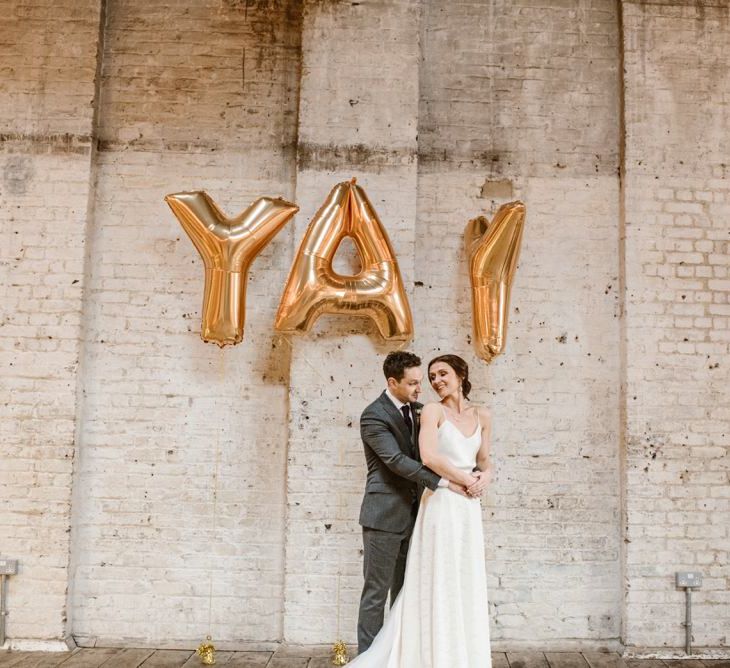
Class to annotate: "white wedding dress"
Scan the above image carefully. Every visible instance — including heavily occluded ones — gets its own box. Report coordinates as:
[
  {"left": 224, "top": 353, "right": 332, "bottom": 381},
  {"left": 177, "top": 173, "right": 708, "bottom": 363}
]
[{"left": 350, "top": 409, "right": 492, "bottom": 668}]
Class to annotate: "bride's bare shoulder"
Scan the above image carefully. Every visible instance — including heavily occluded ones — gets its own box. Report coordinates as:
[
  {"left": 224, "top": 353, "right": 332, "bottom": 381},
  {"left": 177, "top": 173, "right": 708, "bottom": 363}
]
[
  {"left": 420, "top": 402, "right": 443, "bottom": 417},
  {"left": 472, "top": 404, "right": 491, "bottom": 421}
]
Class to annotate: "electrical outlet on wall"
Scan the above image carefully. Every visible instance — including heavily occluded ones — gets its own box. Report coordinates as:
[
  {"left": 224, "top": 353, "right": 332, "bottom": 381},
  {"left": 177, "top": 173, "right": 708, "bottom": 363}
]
[
  {"left": 676, "top": 571, "right": 702, "bottom": 588},
  {"left": 0, "top": 559, "right": 18, "bottom": 576}
]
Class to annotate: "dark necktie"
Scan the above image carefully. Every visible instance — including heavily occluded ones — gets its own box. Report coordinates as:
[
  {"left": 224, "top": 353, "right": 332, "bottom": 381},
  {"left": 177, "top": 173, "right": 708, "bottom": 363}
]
[{"left": 401, "top": 404, "right": 413, "bottom": 434}]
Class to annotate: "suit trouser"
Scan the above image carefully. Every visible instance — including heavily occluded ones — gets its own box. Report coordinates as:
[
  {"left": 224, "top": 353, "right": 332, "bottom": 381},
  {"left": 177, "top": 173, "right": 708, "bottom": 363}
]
[{"left": 357, "top": 524, "right": 413, "bottom": 654}]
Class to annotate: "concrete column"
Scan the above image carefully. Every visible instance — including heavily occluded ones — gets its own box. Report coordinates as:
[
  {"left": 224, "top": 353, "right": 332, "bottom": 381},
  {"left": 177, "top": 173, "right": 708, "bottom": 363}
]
[
  {"left": 67, "top": 0, "right": 303, "bottom": 646},
  {"left": 283, "top": 0, "right": 422, "bottom": 643},
  {"left": 0, "top": 0, "right": 103, "bottom": 648},
  {"left": 621, "top": 0, "right": 730, "bottom": 651},
  {"left": 415, "top": 0, "right": 623, "bottom": 646}
]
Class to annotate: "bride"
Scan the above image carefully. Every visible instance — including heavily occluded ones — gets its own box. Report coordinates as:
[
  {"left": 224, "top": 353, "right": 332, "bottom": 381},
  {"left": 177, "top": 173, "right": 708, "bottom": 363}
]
[{"left": 350, "top": 353, "right": 492, "bottom": 668}]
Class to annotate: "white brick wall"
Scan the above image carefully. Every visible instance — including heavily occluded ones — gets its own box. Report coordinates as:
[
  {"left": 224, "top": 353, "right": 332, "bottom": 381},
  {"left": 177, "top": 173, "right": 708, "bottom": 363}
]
[
  {"left": 66, "top": 0, "right": 302, "bottom": 646},
  {"left": 283, "top": 0, "right": 421, "bottom": 643},
  {"left": 0, "top": 0, "right": 100, "bottom": 137},
  {"left": 0, "top": 0, "right": 102, "bottom": 644},
  {"left": 622, "top": 0, "right": 730, "bottom": 651},
  {"left": 415, "top": 0, "right": 622, "bottom": 645},
  {"left": 1, "top": 0, "right": 728, "bottom": 654},
  {"left": 413, "top": 173, "right": 622, "bottom": 644}
]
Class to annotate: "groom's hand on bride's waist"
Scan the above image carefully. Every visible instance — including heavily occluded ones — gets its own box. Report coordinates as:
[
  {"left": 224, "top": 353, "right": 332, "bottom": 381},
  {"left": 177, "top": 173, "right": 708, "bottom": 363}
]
[{"left": 447, "top": 481, "right": 470, "bottom": 497}]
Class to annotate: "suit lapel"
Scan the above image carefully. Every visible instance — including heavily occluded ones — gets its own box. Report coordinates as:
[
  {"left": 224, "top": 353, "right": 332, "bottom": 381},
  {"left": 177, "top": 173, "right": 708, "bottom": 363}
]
[{"left": 377, "top": 391, "right": 413, "bottom": 448}]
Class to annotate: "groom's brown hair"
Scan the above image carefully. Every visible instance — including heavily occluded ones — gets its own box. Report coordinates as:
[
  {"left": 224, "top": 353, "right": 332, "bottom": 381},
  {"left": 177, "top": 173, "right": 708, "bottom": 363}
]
[{"left": 383, "top": 351, "right": 421, "bottom": 382}]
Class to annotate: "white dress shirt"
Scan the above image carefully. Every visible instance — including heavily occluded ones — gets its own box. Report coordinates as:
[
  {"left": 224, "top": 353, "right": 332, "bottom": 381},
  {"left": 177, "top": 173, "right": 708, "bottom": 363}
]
[{"left": 385, "top": 389, "right": 448, "bottom": 488}]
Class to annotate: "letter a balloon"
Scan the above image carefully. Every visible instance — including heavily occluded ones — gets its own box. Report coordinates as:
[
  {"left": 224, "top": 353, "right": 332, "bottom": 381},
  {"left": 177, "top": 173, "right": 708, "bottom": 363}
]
[{"left": 275, "top": 179, "right": 413, "bottom": 340}]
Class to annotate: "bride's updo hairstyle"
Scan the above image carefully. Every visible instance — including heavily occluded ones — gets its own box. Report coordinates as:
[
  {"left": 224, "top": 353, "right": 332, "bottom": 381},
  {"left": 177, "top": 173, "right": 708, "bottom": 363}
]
[{"left": 428, "top": 354, "right": 472, "bottom": 400}]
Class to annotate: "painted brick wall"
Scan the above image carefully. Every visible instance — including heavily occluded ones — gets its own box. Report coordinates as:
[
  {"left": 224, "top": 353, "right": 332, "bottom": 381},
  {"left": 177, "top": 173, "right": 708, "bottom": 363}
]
[
  {"left": 283, "top": 0, "right": 422, "bottom": 643},
  {"left": 1, "top": 0, "right": 728, "bottom": 654},
  {"left": 415, "top": 0, "right": 622, "bottom": 646},
  {"left": 622, "top": 0, "right": 730, "bottom": 652},
  {"left": 0, "top": 0, "right": 102, "bottom": 645},
  {"left": 66, "top": 0, "right": 302, "bottom": 646}
]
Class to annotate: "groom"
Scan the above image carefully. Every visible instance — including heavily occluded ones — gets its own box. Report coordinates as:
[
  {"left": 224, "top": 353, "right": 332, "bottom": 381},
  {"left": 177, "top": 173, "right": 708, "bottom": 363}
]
[{"left": 356, "top": 350, "right": 485, "bottom": 653}]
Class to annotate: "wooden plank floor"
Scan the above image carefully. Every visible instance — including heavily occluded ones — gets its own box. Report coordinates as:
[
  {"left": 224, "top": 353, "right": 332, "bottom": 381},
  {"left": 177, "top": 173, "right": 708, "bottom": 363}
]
[{"left": 1, "top": 650, "right": 728, "bottom": 668}]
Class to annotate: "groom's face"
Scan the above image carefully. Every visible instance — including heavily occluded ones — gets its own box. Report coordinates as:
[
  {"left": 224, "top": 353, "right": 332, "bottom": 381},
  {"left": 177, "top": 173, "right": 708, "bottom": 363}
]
[{"left": 388, "top": 366, "right": 423, "bottom": 404}]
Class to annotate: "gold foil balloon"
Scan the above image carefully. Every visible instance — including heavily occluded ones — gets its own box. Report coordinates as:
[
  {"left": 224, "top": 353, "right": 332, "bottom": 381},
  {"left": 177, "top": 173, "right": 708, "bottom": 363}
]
[
  {"left": 465, "top": 201, "right": 526, "bottom": 362},
  {"left": 275, "top": 179, "right": 413, "bottom": 340},
  {"left": 165, "top": 191, "right": 298, "bottom": 347}
]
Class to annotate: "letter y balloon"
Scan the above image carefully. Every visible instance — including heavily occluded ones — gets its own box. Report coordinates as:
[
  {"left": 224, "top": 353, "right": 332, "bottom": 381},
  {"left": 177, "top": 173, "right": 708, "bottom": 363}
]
[
  {"left": 465, "top": 201, "right": 526, "bottom": 363},
  {"left": 165, "top": 191, "right": 298, "bottom": 347}
]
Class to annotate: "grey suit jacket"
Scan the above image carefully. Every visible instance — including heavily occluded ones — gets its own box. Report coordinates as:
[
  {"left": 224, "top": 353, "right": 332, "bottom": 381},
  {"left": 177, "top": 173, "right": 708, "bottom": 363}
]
[{"left": 358, "top": 391, "right": 441, "bottom": 533}]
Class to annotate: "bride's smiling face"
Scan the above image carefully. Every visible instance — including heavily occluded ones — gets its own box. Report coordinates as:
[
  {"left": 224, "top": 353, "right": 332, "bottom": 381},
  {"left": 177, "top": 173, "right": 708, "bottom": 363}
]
[{"left": 428, "top": 362, "right": 460, "bottom": 398}]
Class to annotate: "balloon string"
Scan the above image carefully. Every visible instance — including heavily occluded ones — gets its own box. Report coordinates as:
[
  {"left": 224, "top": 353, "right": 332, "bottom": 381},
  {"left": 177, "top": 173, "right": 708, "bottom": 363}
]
[
  {"left": 278, "top": 334, "right": 342, "bottom": 637},
  {"left": 336, "top": 570, "right": 341, "bottom": 639},
  {"left": 207, "top": 350, "right": 225, "bottom": 637},
  {"left": 277, "top": 334, "right": 329, "bottom": 383}
]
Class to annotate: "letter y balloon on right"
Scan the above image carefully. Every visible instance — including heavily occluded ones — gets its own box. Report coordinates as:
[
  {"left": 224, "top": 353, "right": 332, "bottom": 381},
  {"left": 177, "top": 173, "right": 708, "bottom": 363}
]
[{"left": 465, "top": 201, "right": 526, "bottom": 363}]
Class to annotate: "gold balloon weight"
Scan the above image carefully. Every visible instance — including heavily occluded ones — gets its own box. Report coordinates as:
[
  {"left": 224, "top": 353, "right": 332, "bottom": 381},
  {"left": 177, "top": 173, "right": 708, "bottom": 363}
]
[
  {"left": 331, "top": 640, "right": 349, "bottom": 665},
  {"left": 465, "top": 201, "right": 526, "bottom": 363},
  {"left": 197, "top": 636, "right": 216, "bottom": 665}
]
